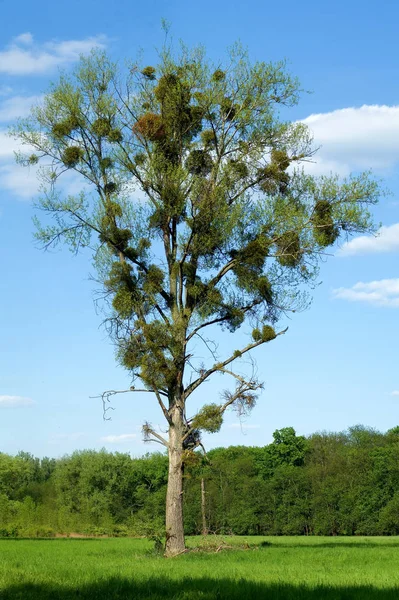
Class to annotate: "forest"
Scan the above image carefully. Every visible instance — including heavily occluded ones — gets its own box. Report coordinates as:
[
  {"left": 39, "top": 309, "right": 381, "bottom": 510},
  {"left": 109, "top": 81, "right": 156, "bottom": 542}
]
[{"left": 2, "top": 425, "right": 399, "bottom": 539}]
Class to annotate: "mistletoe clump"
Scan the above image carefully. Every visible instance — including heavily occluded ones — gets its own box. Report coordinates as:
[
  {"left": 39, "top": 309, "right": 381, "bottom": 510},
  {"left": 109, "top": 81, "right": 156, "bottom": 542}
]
[
  {"left": 251, "top": 325, "right": 275, "bottom": 343},
  {"left": 51, "top": 117, "right": 80, "bottom": 139},
  {"left": 107, "top": 128, "right": 123, "bottom": 143},
  {"left": 191, "top": 404, "right": 223, "bottom": 433},
  {"left": 99, "top": 201, "right": 133, "bottom": 253},
  {"left": 185, "top": 150, "right": 213, "bottom": 176},
  {"left": 142, "top": 265, "right": 165, "bottom": 296},
  {"left": 312, "top": 200, "right": 339, "bottom": 247},
  {"left": 201, "top": 129, "right": 216, "bottom": 146},
  {"left": 103, "top": 182, "right": 118, "bottom": 195},
  {"left": 276, "top": 231, "right": 302, "bottom": 267},
  {"left": 212, "top": 69, "right": 226, "bottom": 82},
  {"left": 105, "top": 262, "right": 138, "bottom": 319},
  {"left": 100, "top": 157, "right": 113, "bottom": 170},
  {"left": 133, "top": 113, "right": 165, "bottom": 141},
  {"left": 61, "top": 146, "right": 84, "bottom": 168},
  {"left": 141, "top": 66, "right": 156, "bottom": 80},
  {"left": 229, "top": 159, "right": 249, "bottom": 180},
  {"left": 232, "top": 236, "right": 271, "bottom": 292},
  {"left": 92, "top": 118, "right": 112, "bottom": 137},
  {"left": 220, "top": 97, "right": 237, "bottom": 120}
]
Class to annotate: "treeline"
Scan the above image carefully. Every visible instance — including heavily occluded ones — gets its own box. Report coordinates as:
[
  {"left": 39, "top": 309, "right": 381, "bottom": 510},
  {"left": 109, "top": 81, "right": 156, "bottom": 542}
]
[{"left": 2, "top": 425, "right": 399, "bottom": 538}]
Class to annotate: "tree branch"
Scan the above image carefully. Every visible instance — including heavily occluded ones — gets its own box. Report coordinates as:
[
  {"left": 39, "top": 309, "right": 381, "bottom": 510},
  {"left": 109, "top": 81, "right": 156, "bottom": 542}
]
[
  {"left": 91, "top": 387, "right": 168, "bottom": 422},
  {"left": 142, "top": 422, "right": 169, "bottom": 447},
  {"left": 184, "top": 327, "right": 288, "bottom": 399}
]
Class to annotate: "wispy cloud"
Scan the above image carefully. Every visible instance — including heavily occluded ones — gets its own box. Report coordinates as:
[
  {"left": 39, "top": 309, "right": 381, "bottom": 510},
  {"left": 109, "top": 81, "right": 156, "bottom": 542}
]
[
  {"left": 0, "top": 130, "right": 21, "bottom": 157},
  {"left": 100, "top": 433, "right": 137, "bottom": 444},
  {"left": 300, "top": 105, "right": 399, "bottom": 176},
  {"left": 0, "top": 163, "right": 41, "bottom": 198},
  {"left": 332, "top": 278, "right": 399, "bottom": 307},
  {"left": 0, "top": 95, "right": 43, "bottom": 122},
  {"left": 0, "top": 33, "right": 107, "bottom": 75},
  {"left": 0, "top": 395, "right": 34, "bottom": 408},
  {"left": 339, "top": 223, "right": 399, "bottom": 256},
  {"left": 390, "top": 391, "right": 399, "bottom": 397},
  {"left": 0, "top": 85, "right": 13, "bottom": 96},
  {"left": 0, "top": 127, "right": 89, "bottom": 200}
]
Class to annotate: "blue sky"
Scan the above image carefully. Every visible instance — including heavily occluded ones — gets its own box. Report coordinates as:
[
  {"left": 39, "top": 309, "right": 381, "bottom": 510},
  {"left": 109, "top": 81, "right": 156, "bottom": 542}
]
[{"left": 1, "top": 0, "right": 399, "bottom": 458}]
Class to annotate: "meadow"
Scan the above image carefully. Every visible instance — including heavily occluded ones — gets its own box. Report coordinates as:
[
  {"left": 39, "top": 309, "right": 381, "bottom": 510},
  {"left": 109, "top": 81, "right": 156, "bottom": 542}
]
[{"left": 1, "top": 536, "right": 399, "bottom": 599}]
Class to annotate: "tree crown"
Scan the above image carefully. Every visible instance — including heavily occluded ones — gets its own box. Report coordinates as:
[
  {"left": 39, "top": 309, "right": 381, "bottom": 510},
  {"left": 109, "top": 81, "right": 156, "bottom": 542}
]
[{"left": 12, "top": 43, "right": 380, "bottom": 447}]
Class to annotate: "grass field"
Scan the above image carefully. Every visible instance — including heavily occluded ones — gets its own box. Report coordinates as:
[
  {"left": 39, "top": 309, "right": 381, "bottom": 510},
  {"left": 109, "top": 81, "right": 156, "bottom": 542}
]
[{"left": 1, "top": 536, "right": 399, "bottom": 599}]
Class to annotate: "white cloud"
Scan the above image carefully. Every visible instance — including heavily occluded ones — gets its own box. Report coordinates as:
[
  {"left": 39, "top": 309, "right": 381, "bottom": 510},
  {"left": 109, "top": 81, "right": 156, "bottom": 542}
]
[
  {"left": 0, "top": 33, "right": 107, "bottom": 75},
  {"left": 0, "top": 86, "right": 12, "bottom": 96},
  {"left": 0, "top": 95, "right": 43, "bottom": 122},
  {"left": 0, "top": 129, "right": 21, "bottom": 157},
  {"left": 0, "top": 163, "right": 41, "bottom": 199},
  {"left": 0, "top": 128, "right": 40, "bottom": 198},
  {"left": 300, "top": 105, "right": 399, "bottom": 176},
  {"left": 14, "top": 33, "right": 34, "bottom": 45},
  {"left": 339, "top": 223, "right": 399, "bottom": 257},
  {"left": 100, "top": 433, "right": 137, "bottom": 444},
  {"left": 0, "top": 127, "right": 90, "bottom": 200},
  {"left": 332, "top": 278, "right": 399, "bottom": 307},
  {"left": 0, "top": 395, "right": 34, "bottom": 407},
  {"left": 390, "top": 391, "right": 399, "bottom": 397}
]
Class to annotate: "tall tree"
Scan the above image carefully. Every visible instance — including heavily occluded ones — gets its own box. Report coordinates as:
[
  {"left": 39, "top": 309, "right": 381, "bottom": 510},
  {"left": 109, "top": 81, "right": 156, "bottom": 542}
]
[{"left": 12, "top": 42, "right": 380, "bottom": 555}]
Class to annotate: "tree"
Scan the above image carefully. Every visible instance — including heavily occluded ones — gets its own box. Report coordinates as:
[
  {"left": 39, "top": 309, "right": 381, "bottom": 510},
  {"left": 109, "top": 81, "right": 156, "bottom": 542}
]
[{"left": 12, "top": 41, "right": 380, "bottom": 555}]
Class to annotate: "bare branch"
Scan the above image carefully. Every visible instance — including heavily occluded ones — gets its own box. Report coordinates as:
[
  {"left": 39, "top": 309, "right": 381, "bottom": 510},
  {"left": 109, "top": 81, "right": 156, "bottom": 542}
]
[
  {"left": 186, "top": 301, "right": 263, "bottom": 344},
  {"left": 90, "top": 387, "right": 168, "bottom": 422},
  {"left": 185, "top": 327, "right": 288, "bottom": 399},
  {"left": 142, "top": 422, "right": 169, "bottom": 447}
]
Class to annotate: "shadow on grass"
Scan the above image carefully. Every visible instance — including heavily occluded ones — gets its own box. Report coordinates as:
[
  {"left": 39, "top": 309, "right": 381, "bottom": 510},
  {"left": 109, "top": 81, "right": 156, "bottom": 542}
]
[
  {"left": 262, "top": 541, "right": 399, "bottom": 549},
  {"left": 3, "top": 577, "right": 399, "bottom": 600}
]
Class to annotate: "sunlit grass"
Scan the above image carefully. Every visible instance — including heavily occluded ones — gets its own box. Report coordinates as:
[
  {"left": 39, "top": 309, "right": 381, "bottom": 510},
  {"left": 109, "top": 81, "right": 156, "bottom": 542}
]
[{"left": 1, "top": 536, "right": 399, "bottom": 599}]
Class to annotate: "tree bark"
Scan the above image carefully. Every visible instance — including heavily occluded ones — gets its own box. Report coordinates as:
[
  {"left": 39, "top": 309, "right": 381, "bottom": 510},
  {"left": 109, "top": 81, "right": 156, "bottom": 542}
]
[
  {"left": 164, "top": 407, "right": 186, "bottom": 557},
  {"left": 201, "top": 477, "right": 208, "bottom": 536}
]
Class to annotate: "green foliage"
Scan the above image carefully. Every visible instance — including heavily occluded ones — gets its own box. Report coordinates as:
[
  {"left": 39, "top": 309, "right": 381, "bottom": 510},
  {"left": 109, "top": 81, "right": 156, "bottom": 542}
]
[
  {"left": 185, "top": 150, "right": 213, "bottom": 176},
  {"left": 212, "top": 69, "right": 226, "bottom": 81},
  {"left": 312, "top": 200, "right": 339, "bottom": 247},
  {"left": 261, "top": 325, "right": 276, "bottom": 342},
  {"left": 107, "top": 128, "right": 123, "bottom": 143},
  {"left": 28, "top": 154, "right": 39, "bottom": 165},
  {"left": 100, "top": 157, "right": 114, "bottom": 170},
  {"left": 61, "top": 146, "right": 84, "bottom": 168},
  {"left": 52, "top": 117, "right": 79, "bottom": 139},
  {"left": 104, "top": 182, "right": 118, "bottom": 195},
  {"left": 276, "top": 231, "right": 302, "bottom": 267},
  {"left": 201, "top": 129, "right": 216, "bottom": 146},
  {"left": 92, "top": 118, "right": 112, "bottom": 137},
  {"left": 2, "top": 424, "right": 399, "bottom": 538},
  {"left": 252, "top": 328, "right": 262, "bottom": 342},
  {"left": 191, "top": 404, "right": 223, "bottom": 433},
  {"left": 141, "top": 66, "right": 156, "bottom": 80}
]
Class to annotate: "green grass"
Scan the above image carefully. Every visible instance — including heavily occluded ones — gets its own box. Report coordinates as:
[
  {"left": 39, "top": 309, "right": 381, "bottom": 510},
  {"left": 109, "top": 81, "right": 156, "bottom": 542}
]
[{"left": 1, "top": 536, "right": 399, "bottom": 599}]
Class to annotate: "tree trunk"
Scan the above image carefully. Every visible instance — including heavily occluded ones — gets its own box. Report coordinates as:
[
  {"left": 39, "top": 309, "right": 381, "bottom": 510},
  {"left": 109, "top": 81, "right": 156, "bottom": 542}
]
[
  {"left": 165, "top": 408, "right": 185, "bottom": 557},
  {"left": 201, "top": 478, "right": 208, "bottom": 536}
]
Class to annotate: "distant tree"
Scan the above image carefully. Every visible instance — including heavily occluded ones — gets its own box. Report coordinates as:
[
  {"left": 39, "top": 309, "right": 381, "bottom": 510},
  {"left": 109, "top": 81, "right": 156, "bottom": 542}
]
[
  {"left": 12, "top": 40, "right": 380, "bottom": 554},
  {"left": 255, "top": 427, "right": 308, "bottom": 478}
]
